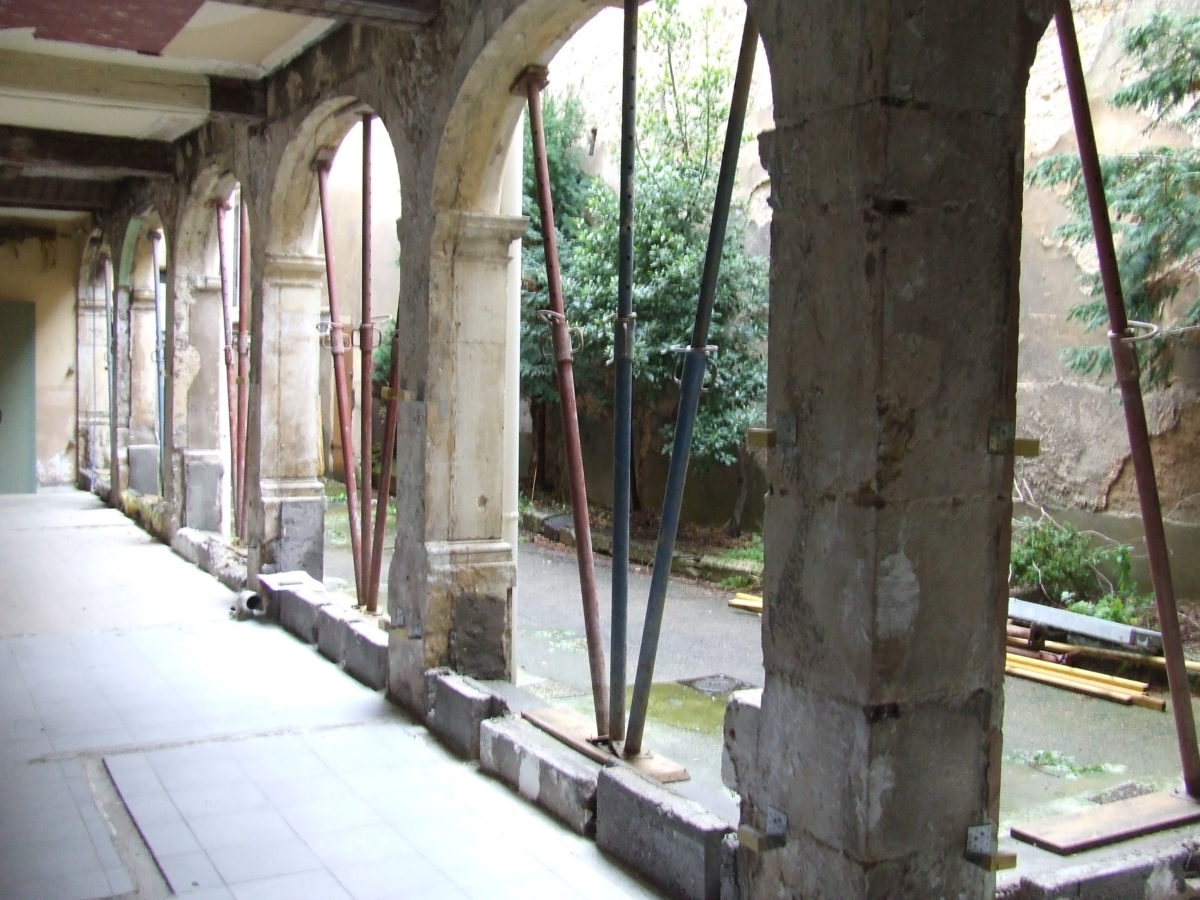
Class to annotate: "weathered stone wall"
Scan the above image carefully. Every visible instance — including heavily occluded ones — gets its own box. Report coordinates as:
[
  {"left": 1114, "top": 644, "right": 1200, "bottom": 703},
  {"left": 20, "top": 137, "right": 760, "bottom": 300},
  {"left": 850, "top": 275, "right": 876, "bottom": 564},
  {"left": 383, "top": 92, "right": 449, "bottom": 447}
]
[{"left": 1018, "top": 0, "right": 1200, "bottom": 522}]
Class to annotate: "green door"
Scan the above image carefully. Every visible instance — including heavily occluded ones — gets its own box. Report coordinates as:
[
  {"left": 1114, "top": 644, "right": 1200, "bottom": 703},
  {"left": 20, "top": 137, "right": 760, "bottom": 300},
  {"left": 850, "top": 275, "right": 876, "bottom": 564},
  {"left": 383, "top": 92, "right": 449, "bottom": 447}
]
[{"left": 0, "top": 302, "right": 36, "bottom": 493}]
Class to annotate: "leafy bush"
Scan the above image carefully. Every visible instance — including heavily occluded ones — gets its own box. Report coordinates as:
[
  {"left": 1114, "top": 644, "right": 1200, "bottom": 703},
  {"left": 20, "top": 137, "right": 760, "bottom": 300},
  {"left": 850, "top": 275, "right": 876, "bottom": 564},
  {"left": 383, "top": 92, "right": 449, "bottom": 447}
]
[
  {"left": 1009, "top": 516, "right": 1131, "bottom": 604},
  {"left": 1026, "top": 13, "right": 1200, "bottom": 387},
  {"left": 519, "top": 0, "right": 768, "bottom": 506}
]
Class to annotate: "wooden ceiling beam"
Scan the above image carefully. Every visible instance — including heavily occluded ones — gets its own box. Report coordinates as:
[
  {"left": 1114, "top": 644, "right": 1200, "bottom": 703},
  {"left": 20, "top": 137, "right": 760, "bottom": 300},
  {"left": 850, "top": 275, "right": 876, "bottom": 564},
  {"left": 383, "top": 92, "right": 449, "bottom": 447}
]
[
  {"left": 0, "top": 175, "right": 118, "bottom": 212},
  {"left": 219, "top": 0, "right": 438, "bottom": 26},
  {"left": 0, "top": 125, "right": 174, "bottom": 180}
]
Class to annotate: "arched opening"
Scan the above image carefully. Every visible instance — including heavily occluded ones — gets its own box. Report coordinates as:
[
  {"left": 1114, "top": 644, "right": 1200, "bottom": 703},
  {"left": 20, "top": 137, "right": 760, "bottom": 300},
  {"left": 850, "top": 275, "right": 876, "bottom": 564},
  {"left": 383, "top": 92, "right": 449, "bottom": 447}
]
[
  {"left": 416, "top": 1, "right": 1054, "bottom": 894},
  {"left": 254, "top": 97, "right": 403, "bottom": 592},
  {"left": 1004, "top": 4, "right": 1200, "bottom": 846},
  {"left": 418, "top": 0, "right": 774, "bottom": 820},
  {"left": 116, "top": 212, "right": 169, "bottom": 498},
  {"left": 172, "top": 169, "right": 253, "bottom": 539},
  {"left": 76, "top": 230, "right": 113, "bottom": 496}
]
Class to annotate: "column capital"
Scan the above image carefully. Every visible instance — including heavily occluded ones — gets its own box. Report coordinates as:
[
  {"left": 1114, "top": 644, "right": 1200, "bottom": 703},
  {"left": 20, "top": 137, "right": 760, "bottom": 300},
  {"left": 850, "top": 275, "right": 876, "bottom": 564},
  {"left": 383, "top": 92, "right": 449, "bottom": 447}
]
[
  {"left": 262, "top": 252, "right": 325, "bottom": 286},
  {"left": 433, "top": 211, "right": 527, "bottom": 263}
]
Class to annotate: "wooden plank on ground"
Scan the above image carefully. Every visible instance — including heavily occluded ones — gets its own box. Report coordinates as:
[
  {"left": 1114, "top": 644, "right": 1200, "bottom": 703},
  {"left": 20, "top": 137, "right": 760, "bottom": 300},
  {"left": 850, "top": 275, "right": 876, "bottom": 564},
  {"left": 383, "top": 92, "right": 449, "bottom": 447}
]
[
  {"left": 521, "top": 706, "right": 691, "bottom": 784},
  {"left": 1011, "top": 791, "right": 1200, "bottom": 854}
]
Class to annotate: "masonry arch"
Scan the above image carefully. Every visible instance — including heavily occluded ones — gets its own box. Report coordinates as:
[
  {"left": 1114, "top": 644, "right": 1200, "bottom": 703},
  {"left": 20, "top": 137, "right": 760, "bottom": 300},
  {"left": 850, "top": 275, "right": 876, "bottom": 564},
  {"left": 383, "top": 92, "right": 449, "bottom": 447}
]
[
  {"left": 115, "top": 211, "right": 169, "bottom": 498},
  {"left": 249, "top": 97, "right": 404, "bottom": 588},
  {"left": 169, "top": 168, "right": 248, "bottom": 536},
  {"left": 384, "top": 0, "right": 618, "bottom": 707},
  {"left": 75, "top": 231, "right": 112, "bottom": 496}
]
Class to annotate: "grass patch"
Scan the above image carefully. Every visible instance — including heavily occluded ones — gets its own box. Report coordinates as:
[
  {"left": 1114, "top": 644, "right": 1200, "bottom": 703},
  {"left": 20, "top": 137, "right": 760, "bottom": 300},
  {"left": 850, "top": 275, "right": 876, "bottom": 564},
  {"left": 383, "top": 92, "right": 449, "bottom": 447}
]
[
  {"left": 1006, "top": 748, "right": 1124, "bottom": 779},
  {"left": 718, "top": 533, "right": 763, "bottom": 565}
]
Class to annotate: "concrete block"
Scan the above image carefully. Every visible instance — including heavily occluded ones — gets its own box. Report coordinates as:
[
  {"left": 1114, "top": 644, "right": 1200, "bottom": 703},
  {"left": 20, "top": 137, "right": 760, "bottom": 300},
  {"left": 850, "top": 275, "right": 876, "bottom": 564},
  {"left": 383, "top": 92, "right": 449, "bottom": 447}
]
[
  {"left": 127, "top": 444, "right": 160, "bottom": 495},
  {"left": 479, "top": 716, "right": 601, "bottom": 836},
  {"left": 722, "top": 688, "right": 761, "bottom": 794},
  {"left": 719, "top": 833, "right": 739, "bottom": 900},
  {"left": 259, "top": 572, "right": 329, "bottom": 642},
  {"left": 276, "top": 498, "right": 325, "bottom": 581},
  {"left": 183, "top": 452, "right": 222, "bottom": 532},
  {"left": 171, "top": 527, "right": 208, "bottom": 567},
  {"left": 1007, "top": 847, "right": 1188, "bottom": 900},
  {"left": 317, "top": 603, "right": 363, "bottom": 665},
  {"left": 425, "top": 670, "right": 506, "bottom": 759},
  {"left": 596, "top": 766, "right": 732, "bottom": 900},
  {"left": 344, "top": 619, "right": 388, "bottom": 690}
]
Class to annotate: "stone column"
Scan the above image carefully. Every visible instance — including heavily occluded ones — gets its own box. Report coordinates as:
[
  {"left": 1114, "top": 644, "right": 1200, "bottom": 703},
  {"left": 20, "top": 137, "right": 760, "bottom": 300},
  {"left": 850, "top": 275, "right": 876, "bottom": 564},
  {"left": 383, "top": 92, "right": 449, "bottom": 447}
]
[
  {"left": 179, "top": 277, "right": 228, "bottom": 533},
  {"left": 245, "top": 253, "right": 326, "bottom": 581},
  {"left": 736, "top": 2, "right": 1047, "bottom": 896},
  {"left": 127, "top": 285, "right": 161, "bottom": 494},
  {"left": 76, "top": 273, "right": 111, "bottom": 491},
  {"left": 388, "top": 211, "right": 526, "bottom": 713},
  {"left": 109, "top": 268, "right": 128, "bottom": 500}
]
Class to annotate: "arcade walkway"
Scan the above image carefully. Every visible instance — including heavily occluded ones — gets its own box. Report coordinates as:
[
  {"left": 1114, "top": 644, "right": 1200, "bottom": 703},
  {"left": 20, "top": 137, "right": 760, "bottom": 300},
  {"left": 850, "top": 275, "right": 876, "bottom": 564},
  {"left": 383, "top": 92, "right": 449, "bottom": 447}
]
[{"left": 0, "top": 489, "right": 659, "bottom": 899}]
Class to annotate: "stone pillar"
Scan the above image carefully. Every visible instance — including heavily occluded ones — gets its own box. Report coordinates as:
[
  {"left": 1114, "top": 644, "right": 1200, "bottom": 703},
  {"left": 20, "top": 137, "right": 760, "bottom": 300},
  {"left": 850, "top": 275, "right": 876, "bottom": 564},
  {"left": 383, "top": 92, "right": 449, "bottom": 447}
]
[
  {"left": 76, "top": 273, "right": 111, "bottom": 490},
  {"left": 108, "top": 265, "right": 127, "bottom": 500},
  {"left": 127, "top": 286, "right": 161, "bottom": 494},
  {"left": 246, "top": 253, "right": 326, "bottom": 582},
  {"left": 736, "top": 3, "right": 1047, "bottom": 897},
  {"left": 388, "top": 211, "right": 526, "bottom": 713},
  {"left": 178, "top": 278, "right": 231, "bottom": 533}
]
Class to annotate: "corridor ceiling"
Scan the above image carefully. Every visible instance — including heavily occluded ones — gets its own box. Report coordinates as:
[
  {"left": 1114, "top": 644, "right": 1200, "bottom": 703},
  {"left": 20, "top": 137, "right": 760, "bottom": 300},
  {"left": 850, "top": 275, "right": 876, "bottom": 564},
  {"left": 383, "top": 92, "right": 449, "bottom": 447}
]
[{"left": 0, "top": 0, "right": 435, "bottom": 224}]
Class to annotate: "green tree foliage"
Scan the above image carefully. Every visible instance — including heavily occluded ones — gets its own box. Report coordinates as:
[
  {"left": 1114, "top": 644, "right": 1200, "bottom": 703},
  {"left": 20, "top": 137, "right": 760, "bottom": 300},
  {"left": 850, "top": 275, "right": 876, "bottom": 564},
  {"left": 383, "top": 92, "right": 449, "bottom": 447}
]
[
  {"left": 520, "top": 0, "right": 767, "bottom": 502},
  {"left": 1028, "top": 13, "right": 1200, "bottom": 387}
]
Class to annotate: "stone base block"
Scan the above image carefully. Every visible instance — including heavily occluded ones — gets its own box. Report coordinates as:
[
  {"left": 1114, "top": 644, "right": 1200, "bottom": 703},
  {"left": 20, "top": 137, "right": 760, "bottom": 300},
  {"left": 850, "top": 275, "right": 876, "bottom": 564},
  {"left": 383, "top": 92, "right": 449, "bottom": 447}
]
[
  {"left": 479, "top": 716, "right": 602, "bottom": 836},
  {"left": 317, "top": 603, "right": 363, "bottom": 664},
  {"left": 387, "top": 633, "right": 427, "bottom": 719},
  {"left": 259, "top": 572, "right": 329, "bottom": 643},
  {"left": 722, "top": 688, "right": 761, "bottom": 794},
  {"left": 424, "top": 669, "right": 506, "bottom": 759},
  {"left": 183, "top": 451, "right": 222, "bottom": 532},
  {"left": 344, "top": 620, "right": 389, "bottom": 690},
  {"left": 128, "top": 444, "right": 160, "bottom": 496},
  {"left": 172, "top": 527, "right": 207, "bottom": 567},
  {"left": 171, "top": 529, "right": 247, "bottom": 592},
  {"left": 596, "top": 766, "right": 731, "bottom": 900},
  {"left": 999, "top": 846, "right": 1189, "bottom": 899}
]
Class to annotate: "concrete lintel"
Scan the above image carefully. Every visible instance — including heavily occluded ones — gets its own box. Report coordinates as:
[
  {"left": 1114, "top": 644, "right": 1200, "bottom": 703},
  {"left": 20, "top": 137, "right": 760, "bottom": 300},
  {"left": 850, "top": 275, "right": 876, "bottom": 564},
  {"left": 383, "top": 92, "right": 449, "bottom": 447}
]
[
  {"left": 424, "top": 669, "right": 507, "bottom": 760},
  {"left": 596, "top": 766, "right": 732, "bottom": 900},
  {"left": 479, "top": 716, "right": 602, "bottom": 836}
]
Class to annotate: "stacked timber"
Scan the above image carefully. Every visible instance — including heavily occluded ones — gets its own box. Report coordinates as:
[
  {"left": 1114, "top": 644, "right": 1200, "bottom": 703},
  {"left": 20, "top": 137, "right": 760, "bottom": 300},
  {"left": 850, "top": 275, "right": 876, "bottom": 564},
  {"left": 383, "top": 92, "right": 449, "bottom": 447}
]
[{"left": 728, "top": 593, "right": 1173, "bottom": 710}]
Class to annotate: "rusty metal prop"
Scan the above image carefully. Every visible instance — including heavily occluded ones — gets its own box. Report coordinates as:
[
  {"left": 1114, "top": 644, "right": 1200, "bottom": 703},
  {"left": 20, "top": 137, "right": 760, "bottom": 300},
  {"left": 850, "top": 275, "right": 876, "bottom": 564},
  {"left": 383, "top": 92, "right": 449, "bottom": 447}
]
[
  {"left": 624, "top": 13, "right": 758, "bottom": 756},
  {"left": 609, "top": 0, "right": 639, "bottom": 744},
  {"left": 516, "top": 64, "right": 609, "bottom": 738},
  {"left": 316, "top": 152, "right": 365, "bottom": 605},
  {"left": 236, "top": 198, "right": 251, "bottom": 537},
  {"left": 214, "top": 203, "right": 242, "bottom": 520},
  {"left": 360, "top": 113, "right": 377, "bottom": 613},
  {"left": 367, "top": 325, "right": 401, "bottom": 614},
  {"left": 1056, "top": 0, "right": 1200, "bottom": 797}
]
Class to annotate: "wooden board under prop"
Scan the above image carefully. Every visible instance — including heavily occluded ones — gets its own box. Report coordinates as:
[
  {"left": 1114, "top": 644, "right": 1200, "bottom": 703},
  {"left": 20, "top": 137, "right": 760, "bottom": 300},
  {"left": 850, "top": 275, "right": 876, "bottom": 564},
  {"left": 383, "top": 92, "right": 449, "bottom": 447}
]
[
  {"left": 1011, "top": 791, "right": 1200, "bottom": 854},
  {"left": 522, "top": 706, "right": 691, "bottom": 784}
]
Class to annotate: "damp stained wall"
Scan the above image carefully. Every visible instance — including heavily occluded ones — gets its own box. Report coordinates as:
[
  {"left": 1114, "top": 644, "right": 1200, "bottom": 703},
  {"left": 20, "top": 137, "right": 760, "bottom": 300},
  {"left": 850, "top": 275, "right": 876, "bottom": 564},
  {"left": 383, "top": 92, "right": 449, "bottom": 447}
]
[{"left": 0, "top": 228, "right": 86, "bottom": 485}]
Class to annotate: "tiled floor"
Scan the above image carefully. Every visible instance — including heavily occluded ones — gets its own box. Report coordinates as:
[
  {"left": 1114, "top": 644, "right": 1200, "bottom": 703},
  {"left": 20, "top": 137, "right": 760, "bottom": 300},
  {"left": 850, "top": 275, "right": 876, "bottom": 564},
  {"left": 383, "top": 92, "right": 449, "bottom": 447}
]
[{"left": 0, "top": 490, "right": 660, "bottom": 899}]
